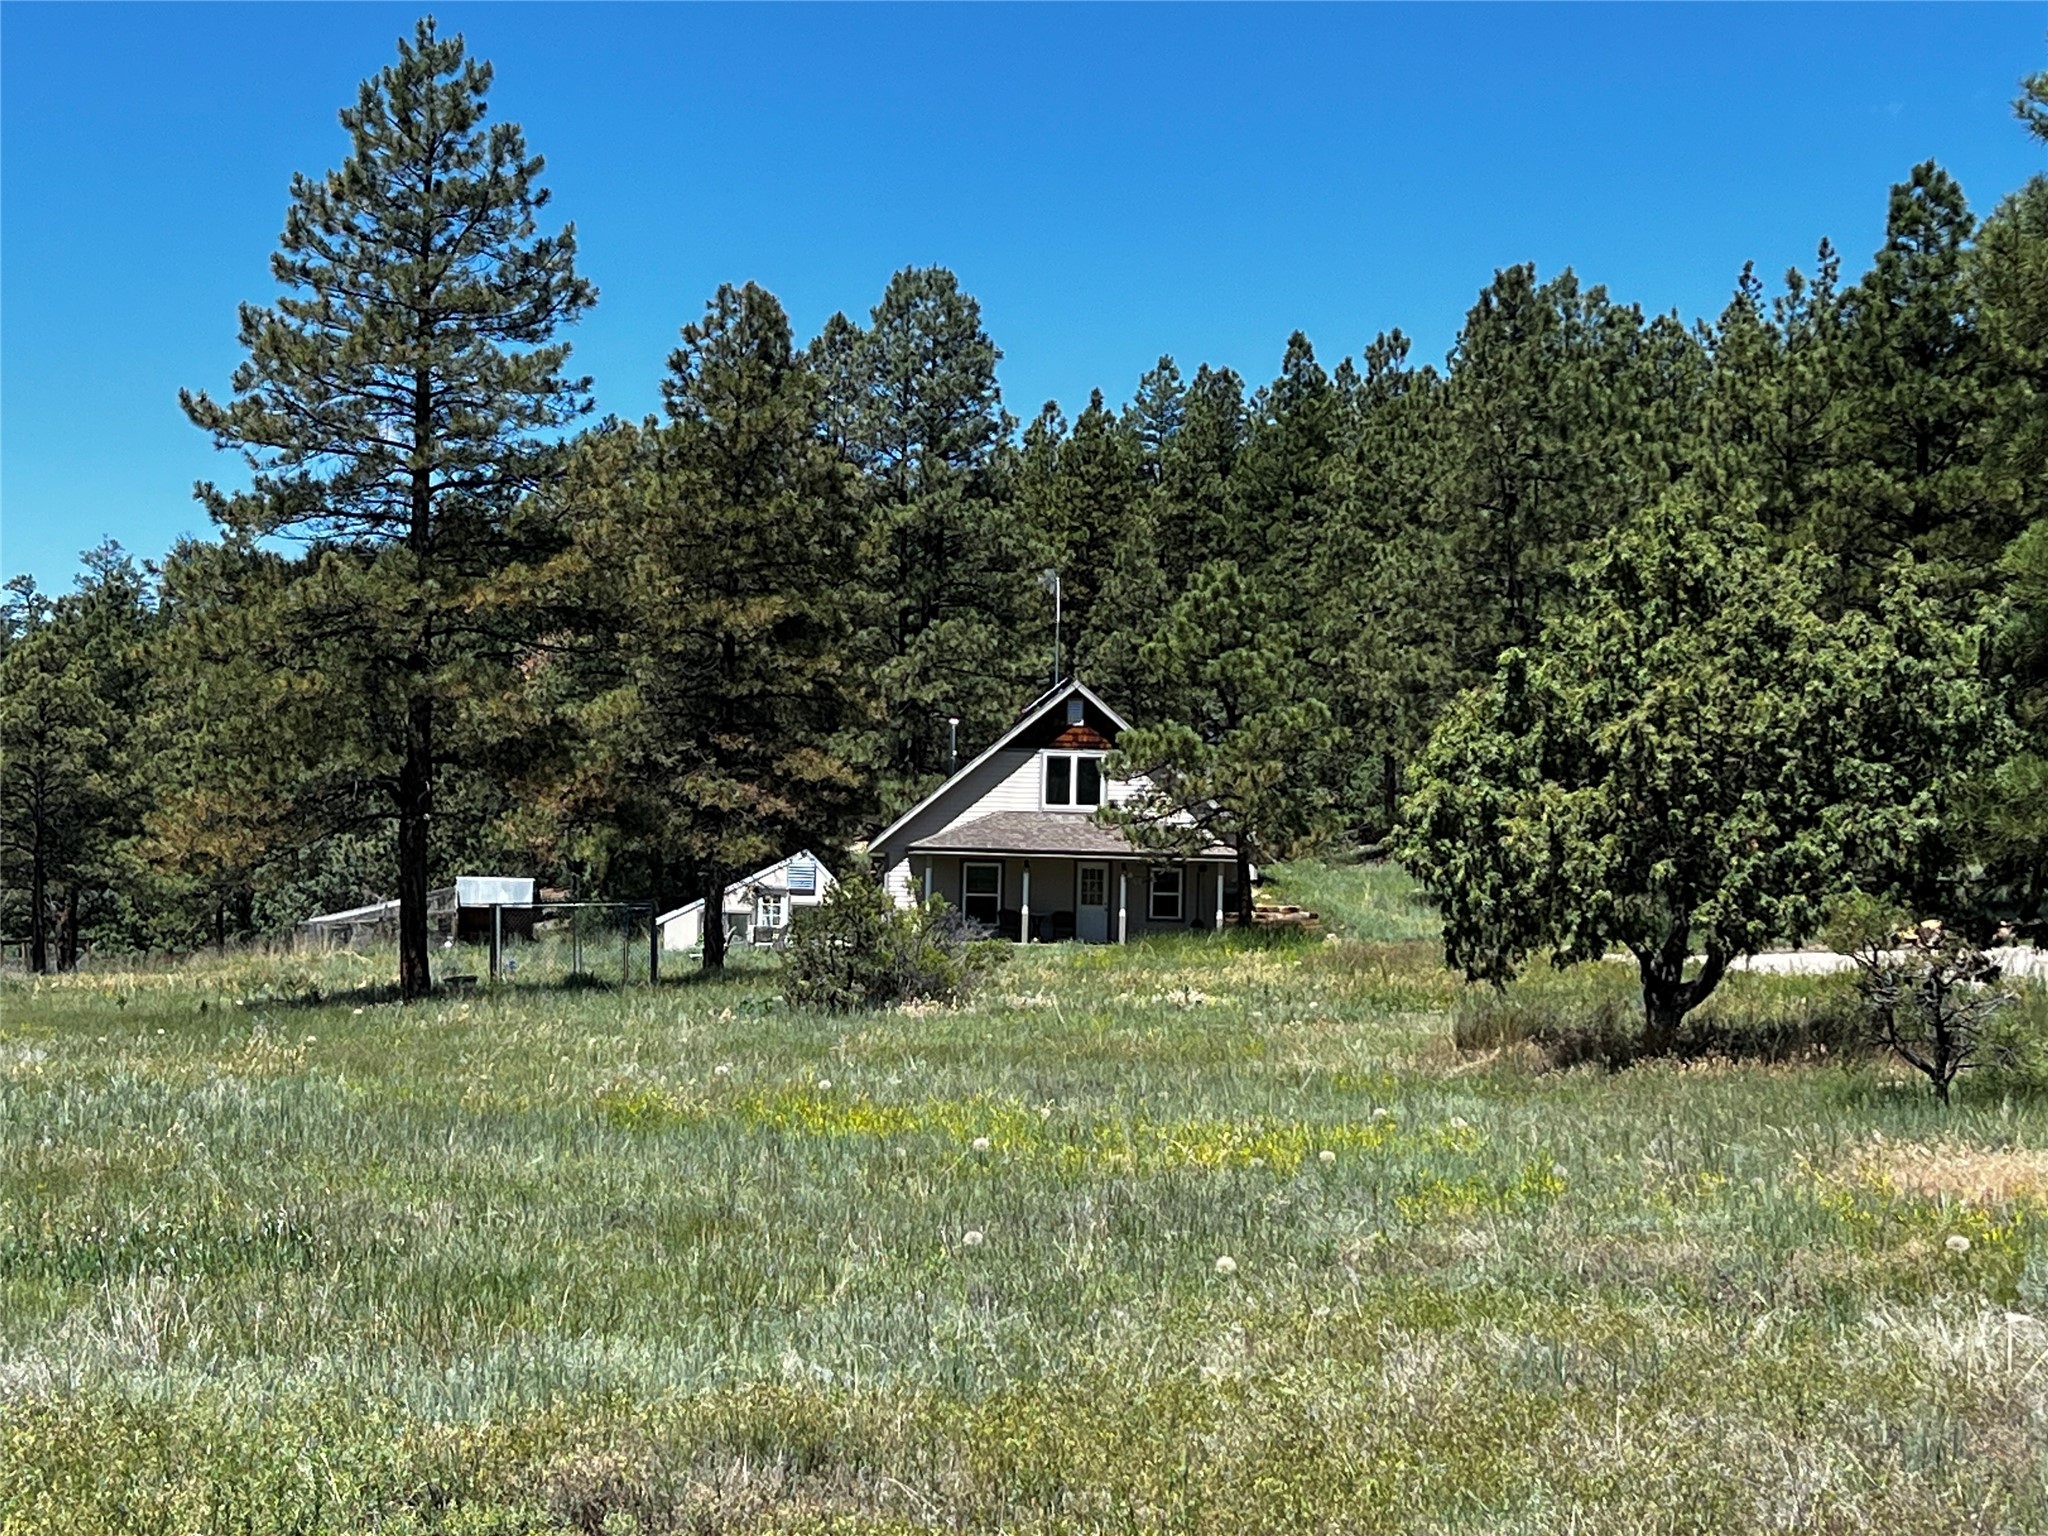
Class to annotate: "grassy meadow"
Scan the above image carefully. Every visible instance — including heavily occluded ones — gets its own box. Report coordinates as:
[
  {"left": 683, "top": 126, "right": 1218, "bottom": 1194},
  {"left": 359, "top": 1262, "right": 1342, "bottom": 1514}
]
[{"left": 3, "top": 864, "right": 2047, "bottom": 1533}]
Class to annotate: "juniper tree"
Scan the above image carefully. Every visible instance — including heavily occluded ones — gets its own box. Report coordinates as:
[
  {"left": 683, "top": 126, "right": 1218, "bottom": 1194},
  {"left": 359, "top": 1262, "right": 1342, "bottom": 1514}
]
[
  {"left": 1403, "top": 490, "right": 2003, "bottom": 1053},
  {"left": 181, "top": 19, "right": 594, "bottom": 998}
]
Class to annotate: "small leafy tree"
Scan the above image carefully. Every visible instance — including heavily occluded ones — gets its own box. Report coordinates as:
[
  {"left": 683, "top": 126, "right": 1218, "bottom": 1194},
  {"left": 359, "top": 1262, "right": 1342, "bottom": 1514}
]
[
  {"left": 1831, "top": 899, "right": 2014, "bottom": 1104},
  {"left": 1403, "top": 490, "right": 2002, "bottom": 1054},
  {"left": 780, "top": 873, "right": 1002, "bottom": 1012}
]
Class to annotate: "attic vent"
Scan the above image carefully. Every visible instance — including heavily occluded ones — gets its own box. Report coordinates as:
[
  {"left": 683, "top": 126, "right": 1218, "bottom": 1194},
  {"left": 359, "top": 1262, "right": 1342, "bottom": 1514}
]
[
  {"left": 787, "top": 856, "right": 817, "bottom": 894},
  {"left": 1066, "top": 698, "right": 1085, "bottom": 726}
]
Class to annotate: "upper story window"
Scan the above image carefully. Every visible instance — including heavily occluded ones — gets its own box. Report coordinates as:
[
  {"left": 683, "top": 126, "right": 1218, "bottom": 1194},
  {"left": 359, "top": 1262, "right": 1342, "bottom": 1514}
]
[{"left": 1044, "top": 752, "right": 1103, "bottom": 809}]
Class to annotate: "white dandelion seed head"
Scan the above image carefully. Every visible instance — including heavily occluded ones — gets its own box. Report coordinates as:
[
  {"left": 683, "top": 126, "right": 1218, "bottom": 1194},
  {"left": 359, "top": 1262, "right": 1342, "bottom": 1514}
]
[
  {"left": 1946, "top": 1234, "right": 1972, "bottom": 1255},
  {"left": 816, "top": 1078, "right": 832, "bottom": 1092},
  {"left": 1214, "top": 1255, "right": 1237, "bottom": 1276},
  {"left": 971, "top": 1136, "right": 992, "bottom": 1153},
  {"left": 1448, "top": 1116, "right": 1469, "bottom": 1131},
  {"left": 303, "top": 1035, "right": 316, "bottom": 1045},
  {"left": 351, "top": 1008, "right": 364, "bottom": 1016},
  {"left": 961, "top": 1229, "right": 985, "bottom": 1248},
  {"left": 1552, "top": 1164, "right": 1568, "bottom": 1181},
  {"left": 712, "top": 1063, "right": 732, "bottom": 1077},
  {"left": 1319, "top": 1150, "right": 1336, "bottom": 1166}
]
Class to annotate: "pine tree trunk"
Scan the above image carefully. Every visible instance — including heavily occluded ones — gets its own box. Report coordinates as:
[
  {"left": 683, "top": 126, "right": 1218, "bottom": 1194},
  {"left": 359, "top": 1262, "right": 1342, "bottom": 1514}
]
[
  {"left": 1235, "top": 842, "right": 1254, "bottom": 928},
  {"left": 27, "top": 820, "right": 47, "bottom": 975},
  {"left": 397, "top": 694, "right": 434, "bottom": 1001},
  {"left": 58, "top": 886, "right": 79, "bottom": 971},
  {"left": 701, "top": 868, "right": 728, "bottom": 973}
]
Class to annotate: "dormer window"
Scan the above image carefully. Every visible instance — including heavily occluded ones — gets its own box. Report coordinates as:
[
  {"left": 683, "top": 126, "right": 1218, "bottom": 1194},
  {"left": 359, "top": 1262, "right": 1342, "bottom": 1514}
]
[
  {"left": 1044, "top": 752, "right": 1103, "bottom": 809},
  {"left": 1066, "top": 698, "right": 1085, "bottom": 726}
]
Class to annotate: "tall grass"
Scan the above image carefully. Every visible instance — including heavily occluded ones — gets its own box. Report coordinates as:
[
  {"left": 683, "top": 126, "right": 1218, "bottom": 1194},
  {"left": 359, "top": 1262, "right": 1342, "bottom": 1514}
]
[{"left": 3, "top": 884, "right": 2047, "bottom": 1533}]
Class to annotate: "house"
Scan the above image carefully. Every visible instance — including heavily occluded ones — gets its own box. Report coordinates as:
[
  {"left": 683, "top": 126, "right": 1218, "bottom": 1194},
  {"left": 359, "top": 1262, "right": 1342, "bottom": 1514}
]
[
  {"left": 299, "top": 876, "right": 539, "bottom": 950},
  {"left": 658, "top": 851, "right": 836, "bottom": 953},
  {"left": 867, "top": 679, "right": 1236, "bottom": 942}
]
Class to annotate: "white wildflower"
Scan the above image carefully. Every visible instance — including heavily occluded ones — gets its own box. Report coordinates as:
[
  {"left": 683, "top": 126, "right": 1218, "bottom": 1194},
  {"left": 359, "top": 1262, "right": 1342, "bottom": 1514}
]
[
  {"left": 1213, "top": 1255, "right": 1237, "bottom": 1276},
  {"left": 971, "top": 1136, "right": 992, "bottom": 1153},
  {"left": 1248, "top": 1156, "right": 1266, "bottom": 1170},
  {"left": 351, "top": 1007, "right": 364, "bottom": 1016},
  {"left": 1318, "top": 1150, "right": 1336, "bottom": 1166},
  {"left": 961, "top": 1229, "right": 985, "bottom": 1248},
  {"left": 1448, "top": 1116, "right": 1469, "bottom": 1131},
  {"left": 1946, "top": 1234, "right": 1972, "bottom": 1255},
  {"left": 816, "top": 1078, "right": 832, "bottom": 1092},
  {"left": 712, "top": 1063, "right": 732, "bottom": 1077}
]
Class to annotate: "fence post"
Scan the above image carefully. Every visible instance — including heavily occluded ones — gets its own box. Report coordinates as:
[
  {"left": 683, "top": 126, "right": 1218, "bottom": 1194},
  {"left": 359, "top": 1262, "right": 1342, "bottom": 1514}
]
[
  {"left": 491, "top": 904, "right": 502, "bottom": 983},
  {"left": 648, "top": 904, "right": 660, "bottom": 986},
  {"left": 622, "top": 920, "right": 630, "bottom": 988}
]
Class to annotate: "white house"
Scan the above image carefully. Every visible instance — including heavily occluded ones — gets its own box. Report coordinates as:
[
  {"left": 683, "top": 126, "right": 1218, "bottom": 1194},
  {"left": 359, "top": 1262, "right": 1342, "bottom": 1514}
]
[
  {"left": 658, "top": 851, "right": 835, "bottom": 953},
  {"left": 866, "top": 679, "right": 1237, "bottom": 942}
]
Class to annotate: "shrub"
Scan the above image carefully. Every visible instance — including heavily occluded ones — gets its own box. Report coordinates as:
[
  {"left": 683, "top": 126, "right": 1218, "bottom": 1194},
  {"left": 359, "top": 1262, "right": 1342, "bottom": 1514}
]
[
  {"left": 780, "top": 873, "right": 1004, "bottom": 1012},
  {"left": 1455, "top": 966, "right": 1869, "bottom": 1071}
]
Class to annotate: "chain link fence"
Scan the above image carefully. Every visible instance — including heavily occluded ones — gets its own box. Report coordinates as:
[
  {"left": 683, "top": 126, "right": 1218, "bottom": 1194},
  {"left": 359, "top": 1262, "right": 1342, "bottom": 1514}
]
[{"left": 482, "top": 901, "right": 659, "bottom": 989}]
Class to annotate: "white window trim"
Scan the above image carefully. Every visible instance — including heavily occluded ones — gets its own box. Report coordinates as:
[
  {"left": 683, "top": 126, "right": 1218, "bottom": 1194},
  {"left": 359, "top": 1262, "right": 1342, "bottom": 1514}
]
[
  {"left": 1149, "top": 866, "right": 1184, "bottom": 922},
  {"left": 1042, "top": 751, "right": 1107, "bottom": 811},
  {"left": 962, "top": 861, "right": 1003, "bottom": 921},
  {"left": 755, "top": 892, "right": 786, "bottom": 929}
]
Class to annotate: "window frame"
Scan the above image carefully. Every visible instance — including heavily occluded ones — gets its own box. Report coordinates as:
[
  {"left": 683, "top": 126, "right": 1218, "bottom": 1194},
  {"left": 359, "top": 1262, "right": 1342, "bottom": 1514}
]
[
  {"left": 961, "top": 861, "right": 1003, "bottom": 923},
  {"left": 755, "top": 892, "right": 786, "bottom": 930},
  {"left": 1148, "top": 865, "right": 1183, "bottom": 922},
  {"left": 1042, "top": 752, "right": 1106, "bottom": 811}
]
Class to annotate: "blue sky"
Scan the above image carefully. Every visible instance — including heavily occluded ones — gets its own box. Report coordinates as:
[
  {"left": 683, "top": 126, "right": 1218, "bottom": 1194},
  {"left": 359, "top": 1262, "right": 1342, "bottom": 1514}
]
[{"left": 3, "top": 3, "right": 2043, "bottom": 587}]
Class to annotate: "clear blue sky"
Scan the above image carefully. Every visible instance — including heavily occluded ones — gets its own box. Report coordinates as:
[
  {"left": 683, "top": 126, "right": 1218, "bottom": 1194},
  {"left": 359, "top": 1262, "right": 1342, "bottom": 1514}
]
[{"left": 4, "top": 2, "right": 2042, "bottom": 588}]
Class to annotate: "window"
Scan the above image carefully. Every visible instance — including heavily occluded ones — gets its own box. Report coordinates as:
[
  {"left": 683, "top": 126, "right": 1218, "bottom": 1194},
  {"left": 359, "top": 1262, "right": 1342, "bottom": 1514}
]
[
  {"left": 1148, "top": 866, "right": 1183, "bottom": 922},
  {"left": 1079, "top": 865, "right": 1107, "bottom": 907},
  {"left": 1066, "top": 698, "right": 1085, "bottom": 726},
  {"left": 962, "top": 863, "right": 1002, "bottom": 923},
  {"left": 755, "top": 893, "right": 786, "bottom": 929},
  {"left": 1044, "top": 755, "right": 1071, "bottom": 806},
  {"left": 1043, "top": 753, "right": 1104, "bottom": 809}
]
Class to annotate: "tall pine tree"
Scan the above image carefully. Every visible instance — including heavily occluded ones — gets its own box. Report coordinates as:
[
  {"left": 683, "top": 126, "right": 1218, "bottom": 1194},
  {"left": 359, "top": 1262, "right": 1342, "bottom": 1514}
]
[{"left": 181, "top": 20, "right": 594, "bottom": 997}]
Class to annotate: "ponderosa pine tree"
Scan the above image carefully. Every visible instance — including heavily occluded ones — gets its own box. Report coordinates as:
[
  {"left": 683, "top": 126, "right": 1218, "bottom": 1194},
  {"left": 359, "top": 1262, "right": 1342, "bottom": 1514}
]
[
  {"left": 1306, "top": 331, "right": 1450, "bottom": 837},
  {"left": 1105, "top": 560, "right": 1335, "bottom": 924},
  {"left": 809, "top": 268, "right": 1039, "bottom": 807},
  {"left": 181, "top": 19, "right": 594, "bottom": 998},
  {"left": 542, "top": 283, "right": 860, "bottom": 971},
  {"left": 1818, "top": 163, "right": 2019, "bottom": 604}
]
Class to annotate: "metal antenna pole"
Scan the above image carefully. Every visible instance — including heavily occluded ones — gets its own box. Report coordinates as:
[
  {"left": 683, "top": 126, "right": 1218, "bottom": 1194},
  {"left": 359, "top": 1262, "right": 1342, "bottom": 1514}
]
[{"left": 1041, "top": 568, "right": 1061, "bottom": 688}]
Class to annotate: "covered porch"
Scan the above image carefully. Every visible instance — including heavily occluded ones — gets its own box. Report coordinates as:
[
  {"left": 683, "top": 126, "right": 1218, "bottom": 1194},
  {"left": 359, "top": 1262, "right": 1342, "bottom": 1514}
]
[{"left": 905, "top": 813, "right": 1236, "bottom": 943}]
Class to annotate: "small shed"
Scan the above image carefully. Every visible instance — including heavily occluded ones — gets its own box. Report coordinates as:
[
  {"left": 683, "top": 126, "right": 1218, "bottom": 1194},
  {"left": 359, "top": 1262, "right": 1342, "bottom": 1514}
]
[
  {"left": 301, "top": 876, "right": 538, "bottom": 951},
  {"left": 659, "top": 852, "right": 835, "bottom": 952}
]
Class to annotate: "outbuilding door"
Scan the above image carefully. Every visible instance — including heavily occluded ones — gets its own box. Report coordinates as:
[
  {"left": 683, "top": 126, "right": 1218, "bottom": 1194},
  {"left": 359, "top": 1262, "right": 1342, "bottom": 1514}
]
[{"left": 1076, "top": 862, "right": 1110, "bottom": 943}]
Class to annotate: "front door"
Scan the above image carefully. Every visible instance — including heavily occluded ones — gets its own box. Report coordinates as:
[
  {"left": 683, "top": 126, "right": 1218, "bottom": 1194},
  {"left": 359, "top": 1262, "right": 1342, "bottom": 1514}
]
[{"left": 1076, "top": 862, "right": 1110, "bottom": 943}]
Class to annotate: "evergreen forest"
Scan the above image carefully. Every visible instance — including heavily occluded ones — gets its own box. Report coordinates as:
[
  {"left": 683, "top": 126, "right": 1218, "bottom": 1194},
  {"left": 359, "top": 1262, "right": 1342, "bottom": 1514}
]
[{"left": 5, "top": 22, "right": 2045, "bottom": 998}]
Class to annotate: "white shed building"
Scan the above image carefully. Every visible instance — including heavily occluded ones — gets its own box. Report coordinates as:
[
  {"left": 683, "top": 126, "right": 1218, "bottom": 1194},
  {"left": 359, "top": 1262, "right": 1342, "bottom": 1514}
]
[{"left": 658, "top": 851, "right": 835, "bottom": 952}]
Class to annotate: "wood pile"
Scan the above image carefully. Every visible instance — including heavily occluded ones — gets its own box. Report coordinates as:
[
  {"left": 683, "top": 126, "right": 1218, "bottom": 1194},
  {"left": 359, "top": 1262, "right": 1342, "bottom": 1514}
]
[{"left": 1229, "top": 903, "right": 1321, "bottom": 932}]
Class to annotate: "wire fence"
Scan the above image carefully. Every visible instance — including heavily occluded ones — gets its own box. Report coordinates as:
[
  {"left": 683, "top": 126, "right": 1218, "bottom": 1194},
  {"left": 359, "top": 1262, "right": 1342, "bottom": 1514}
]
[{"left": 484, "top": 902, "right": 659, "bottom": 988}]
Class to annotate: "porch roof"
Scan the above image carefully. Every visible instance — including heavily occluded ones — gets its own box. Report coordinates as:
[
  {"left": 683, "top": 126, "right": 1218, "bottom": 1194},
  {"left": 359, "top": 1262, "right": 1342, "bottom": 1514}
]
[{"left": 907, "top": 811, "right": 1232, "bottom": 861}]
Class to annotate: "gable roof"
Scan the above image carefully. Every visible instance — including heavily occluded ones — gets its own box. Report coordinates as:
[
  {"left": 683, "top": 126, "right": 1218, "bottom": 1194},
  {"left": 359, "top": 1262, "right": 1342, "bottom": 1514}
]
[
  {"left": 868, "top": 678, "right": 1129, "bottom": 855},
  {"left": 656, "top": 850, "right": 834, "bottom": 927}
]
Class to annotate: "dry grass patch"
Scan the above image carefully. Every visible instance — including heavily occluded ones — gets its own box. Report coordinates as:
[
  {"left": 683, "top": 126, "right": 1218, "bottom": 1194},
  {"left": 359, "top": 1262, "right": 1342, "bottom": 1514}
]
[{"left": 1846, "top": 1133, "right": 2048, "bottom": 1209}]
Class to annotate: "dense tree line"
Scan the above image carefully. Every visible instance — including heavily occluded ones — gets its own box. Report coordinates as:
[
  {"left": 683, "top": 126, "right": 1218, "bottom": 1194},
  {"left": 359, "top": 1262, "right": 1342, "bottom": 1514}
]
[{"left": 3, "top": 24, "right": 2042, "bottom": 991}]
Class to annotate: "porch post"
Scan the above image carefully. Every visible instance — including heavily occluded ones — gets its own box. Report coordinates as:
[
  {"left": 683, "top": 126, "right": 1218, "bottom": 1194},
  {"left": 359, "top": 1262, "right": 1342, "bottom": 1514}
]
[
  {"left": 1020, "top": 861, "right": 1032, "bottom": 944},
  {"left": 1214, "top": 863, "right": 1224, "bottom": 932},
  {"left": 1117, "top": 865, "right": 1128, "bottom": 944},
  {"left": 922, "top": 858, "right": 934, "bottom": 903}
]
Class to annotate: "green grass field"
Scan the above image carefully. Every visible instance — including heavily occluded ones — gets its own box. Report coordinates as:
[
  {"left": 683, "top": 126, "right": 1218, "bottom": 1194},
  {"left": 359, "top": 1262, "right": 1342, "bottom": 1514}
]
[{"left": 4, "top": 865, "right": 2046, "bottom": 1534}]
